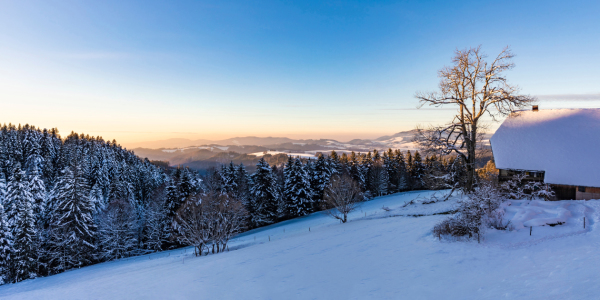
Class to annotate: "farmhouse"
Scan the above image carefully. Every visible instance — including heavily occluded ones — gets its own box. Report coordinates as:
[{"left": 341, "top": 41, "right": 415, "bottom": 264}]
[{"left": 490, "top": 107, "right": 600, "bottom": 200}]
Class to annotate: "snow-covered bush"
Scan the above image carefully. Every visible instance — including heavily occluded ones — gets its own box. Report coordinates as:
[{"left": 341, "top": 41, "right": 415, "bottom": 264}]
[
  {"left": 501, "top": 173, "right": 527, "bottom": 199},
  {"left": 433, "top": 181, "right": 507, "bottom": 240},
  {"left": 529, "top": 183, "right": 555, "bottom": 200},
  {"left": 500, "top": 173, "right": 555, "bottom": 200}
]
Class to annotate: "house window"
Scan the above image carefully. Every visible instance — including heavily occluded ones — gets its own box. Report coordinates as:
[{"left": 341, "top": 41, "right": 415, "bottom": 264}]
[{"left": 578, "top": 186, "right": 586, "bottom": 192}]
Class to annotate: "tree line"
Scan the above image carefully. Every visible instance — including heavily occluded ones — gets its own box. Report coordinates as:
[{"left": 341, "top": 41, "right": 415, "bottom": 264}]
[
  {"left": 0, "top": 123, "right": 467, "bottom": 285},
  {"left": 197, "top": 148, "right": 468, "bottom": 229}
]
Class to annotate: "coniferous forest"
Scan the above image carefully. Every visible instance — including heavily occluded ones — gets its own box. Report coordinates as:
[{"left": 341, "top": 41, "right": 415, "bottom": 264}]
[{"left": 0, "top": 124, "right": 465, "bottom": 284}]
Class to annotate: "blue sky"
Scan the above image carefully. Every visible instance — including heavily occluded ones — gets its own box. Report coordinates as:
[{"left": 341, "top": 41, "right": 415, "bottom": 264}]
[{"left": 1, "top": 0, "right": 599, "bottom": 145}]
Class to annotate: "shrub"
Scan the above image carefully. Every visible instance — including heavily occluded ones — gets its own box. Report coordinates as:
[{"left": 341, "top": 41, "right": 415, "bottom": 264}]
[{"left": 433, "top": 181, "right": 508, "bottom": 241}]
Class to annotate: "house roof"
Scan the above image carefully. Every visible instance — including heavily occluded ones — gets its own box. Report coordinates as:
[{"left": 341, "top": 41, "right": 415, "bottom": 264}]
[{"left": 490, "top": 108, "right": 600, "bottom": 188}]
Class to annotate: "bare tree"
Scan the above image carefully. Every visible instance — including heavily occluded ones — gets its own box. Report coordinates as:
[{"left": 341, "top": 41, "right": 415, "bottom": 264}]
[
  {"left": 210, "top": 194, "right": 247, "bottom": 253},
  {"left": 322, "top": 174, "right": 363, "bottom": 223},
  {"left": 175, "top": 192, "right": 246, "bottom": 256},
  {"left": 175, "top": 194, "right": 212, "bottom": 256},
  {"left": 415, "top": 46, "right": 535, "bottom": 191}
]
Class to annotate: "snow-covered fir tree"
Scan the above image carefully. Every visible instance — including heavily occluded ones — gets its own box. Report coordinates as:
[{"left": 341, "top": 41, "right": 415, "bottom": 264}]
[
  {"left": 28, "top": 165, "right": 46, "bottom": 224},
  {"left": 284, "top": 158, "right": 313, "bottom": 218},
  {"left": 348, "top": 152, "right": 365, "bottom": 191},
  {"left": 309, "top": 153, "right": 331, "bottom": 210},
  {"left": 12, "top": 181, "right": 37, "bottom": 282},
  {"left": 328, "top": 151, "right": 342, "bottom": 175},
  {"left": 164, "top": 168, "right": 182, "bottom": 220},
  {"left": 249, "top": 158, "right": 279, "bottom": 227},
  {"left": 221, "top": 162, "right": 238, "bottom": 194},
  {"left": 410, "top": 151, "right": 425, "bottom": 190},
  {"left": 0, "top": 201, "right": 14, "bottom": 284},
  {"left": 0, "top": 172, "right": 7, "bottom": 207},
  {"left": 6, "top": 164, "right": 29, "bottom": 229},
  {"left": 47, "top": 164, "right": 96, "bottom": 273},
  {"left": 97, "top": 199, "right": 138, "bottom": 261}
]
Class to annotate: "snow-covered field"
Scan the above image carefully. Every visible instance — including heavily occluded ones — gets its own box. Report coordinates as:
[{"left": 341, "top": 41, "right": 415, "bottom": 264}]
[{"left": 1, "top": 191, "right": 600, "bottom": 300}]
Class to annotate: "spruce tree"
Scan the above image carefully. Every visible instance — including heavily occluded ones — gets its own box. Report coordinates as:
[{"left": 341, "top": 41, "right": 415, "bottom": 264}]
[
  {"left": 28, "top": 165, "right": 46, "bottom": 223},
  {"left": 361, "top": 152, "right": 373, "bottom": 198},
  {"left": 48, "top": 165, "right": 96, "bottom": 273},
  {"left": 0, "top": 172, "right": 6, "bottom": 207},
  {"left": 328, "top": 151, "right": 341, "bottom": 175},
  {"left": 411, "top": 151, "right": 425, "bottom": 190},
  {"left": 284, "top": 158, "right": 313, "bottom": 218},
  {"left": 221, "top": 162, "right": 238, "bottom": 194},
  {"left": 0, "top": 201, "right": 14, "bottom": 284},
  {"left": 249, "top": 158, "right": 279, "bottom": 227},
  {"left": 12, "top": 185, "right": 37, "bottom": 282},
  {"left": 282, "top": 157, "right": 295, "bottom": 220},
  {"left": 368, "top": 161, "right": 388, "bottom": 197},
  {"left": 383, "top": 149, "right": 398, "bottom": 193},
  {"left": 234, "top": 163, "right": 251, "bottom": 206},
  {"left": 163, "top": 178, "right": 180, "bottom": 220},
  {"left": 348, "top": 152, "right": 365, "bottom": 191},
  {"left": 6, "top": 164, "right": 29, "bottom": 228},
  {"left": 309, "top": 153, "right": 331, "bottom": 210},
  {"left": 178, "top": 169, "right": 194, "bottom": 201},
  {"left": 394, "top": 150, "right": 409, "bottom": 191}
]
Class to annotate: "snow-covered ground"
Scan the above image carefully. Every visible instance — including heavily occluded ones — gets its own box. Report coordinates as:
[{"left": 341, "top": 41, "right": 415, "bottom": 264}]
[{"left": 2, "top": 191, "right": 600, "bottom": 300}]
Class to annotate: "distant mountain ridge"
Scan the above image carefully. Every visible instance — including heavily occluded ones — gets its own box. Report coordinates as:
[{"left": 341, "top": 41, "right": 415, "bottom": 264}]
[
  {"left": 128, "top": 130, "right": 424, "bottom": 169},
  {"left": 126, "top": 131, "right": 421, "bottom": 150}
]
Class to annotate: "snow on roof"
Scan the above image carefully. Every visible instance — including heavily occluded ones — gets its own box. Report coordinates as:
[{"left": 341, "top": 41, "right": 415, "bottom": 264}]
[{"left": 490, "top": 108, "right": 600, "bottom": 188}]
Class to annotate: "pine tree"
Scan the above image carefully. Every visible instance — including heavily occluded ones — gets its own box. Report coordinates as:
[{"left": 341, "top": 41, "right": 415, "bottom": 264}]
[
  {"left": 361, "top": 152, "right": 373, "bottom": 198},
  {"left": 383, "top": 149, "right": 398, "bottom": 193},
  {"left": 249, "top": 158, "right": 279, "bottom": 227},
  {"left": 394, "top": 150, "right": 409, "bottom": 191},
  {"left": 234, "top": 163, "right": 251, "bottom": 206},
  {"left": 6, "top": 164, "right": 29, "bottom": 229},
  {"left": 221, "top": 162, "right": 238, "bottom": 194},
  {"left": 12, "top": 185, "right": 37, "bottom": 282},
  {"left": 0, "top": 172, "right": 7, "bottom": 207},
  {"left": 284, "top": 158, "right": 313, "bottom": 218},
  {"left": 97, "top": 199, "right": 138, "bottom": 261},
  {"left": 328, "top": 151, "right": 342, "bottom": 175},
  {"left": 309, "top": 153, "right": 331, "bottom": 210},
  {"left": 411, "top": 151, "right": 425, "bottom": 190},
  {"left": 164, "top": 168, "right": 182, "bottom": 220},
  {"left": 368, "top": 161, "right": 388, "bottom": 197},
  {"left": 28, "top": 165, "right": 46, "bottom": 223},
  {"left": 89, "top": 183, "right": 105, "bottom": 214},
  {"left": 48, "top": 165, "right": 96, "bottom": 273},
  {"left": 0, "top": 201, "right": 14, "bottom": 284},
  {"left": 348, "top": 152, "right": 365, "bottom": 191},
  {"left": 281, "top": 157, "right": 295, "bottom": 220},
  {"left": 178, "top": 169, "right": 194, "bottom": 202}
]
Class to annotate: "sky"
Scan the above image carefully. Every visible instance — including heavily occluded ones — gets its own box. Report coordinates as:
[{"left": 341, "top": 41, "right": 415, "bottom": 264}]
[{"left": 1, "top": 0, "right": 599, "bottom": 147}]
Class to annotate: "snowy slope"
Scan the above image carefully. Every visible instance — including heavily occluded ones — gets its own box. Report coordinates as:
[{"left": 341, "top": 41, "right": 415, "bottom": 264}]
[
  {"left": 491, "top": 108, "right": 600, "bottom": 187},
  {"left": 2, "top": 191, "right": 600, "bottom": 300}
]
